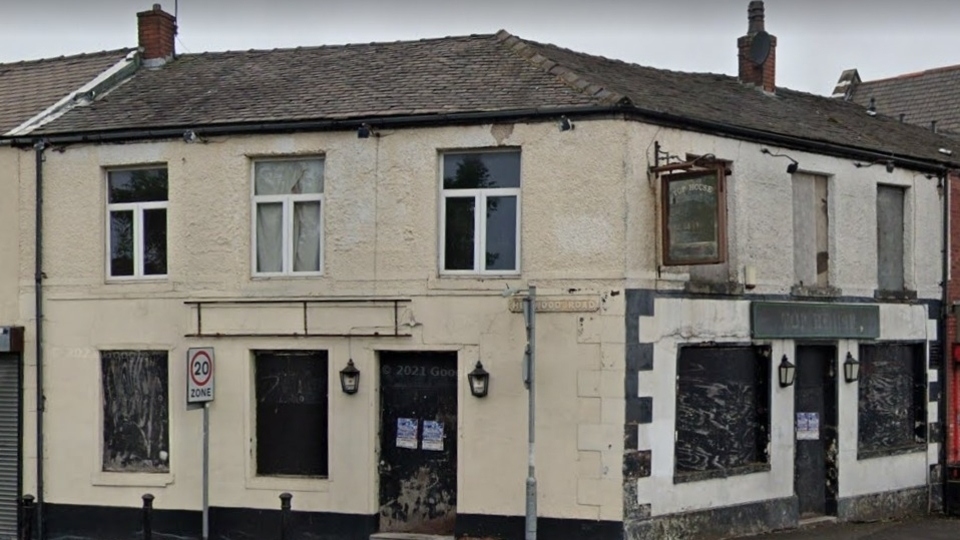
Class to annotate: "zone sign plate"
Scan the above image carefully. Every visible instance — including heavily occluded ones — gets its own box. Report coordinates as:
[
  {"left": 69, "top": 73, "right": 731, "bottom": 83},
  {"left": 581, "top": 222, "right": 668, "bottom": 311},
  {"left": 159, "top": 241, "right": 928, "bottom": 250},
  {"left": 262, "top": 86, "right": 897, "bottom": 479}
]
[{"left": 187, "top": 348, "right": 215, "bottom": 403}]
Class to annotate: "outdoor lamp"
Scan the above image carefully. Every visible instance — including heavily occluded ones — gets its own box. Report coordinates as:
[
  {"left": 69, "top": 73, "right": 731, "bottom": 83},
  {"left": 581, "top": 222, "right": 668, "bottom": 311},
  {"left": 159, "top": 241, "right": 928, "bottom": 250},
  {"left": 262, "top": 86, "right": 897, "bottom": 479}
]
[
  {"left": 467, "top": 361, "right": 490, "bottom": 397},
  {"left": 340, "top": 359, "right": 360, "bottom": 394},
  {"left": 778, "top": 355, "right": 796, "bottom": 388},
  {"left": 843, "top": 352, "right": 860, "bottom": 383}
]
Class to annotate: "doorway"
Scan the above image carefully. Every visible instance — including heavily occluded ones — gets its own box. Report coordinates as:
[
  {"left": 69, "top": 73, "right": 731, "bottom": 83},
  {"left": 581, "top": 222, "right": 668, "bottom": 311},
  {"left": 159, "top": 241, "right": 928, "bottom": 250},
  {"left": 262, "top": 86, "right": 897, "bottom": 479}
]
[
  {"left": 378, "top": 351, "right": 458, "bottom": 534},
  {"left": 794, "top": 345, "right": 838, "bottom": 518}
]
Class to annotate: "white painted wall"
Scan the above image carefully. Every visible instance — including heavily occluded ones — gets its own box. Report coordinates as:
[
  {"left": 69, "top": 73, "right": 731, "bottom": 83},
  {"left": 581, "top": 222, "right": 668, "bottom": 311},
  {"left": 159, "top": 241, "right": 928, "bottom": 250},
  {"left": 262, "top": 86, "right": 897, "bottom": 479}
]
[
  {"left": 634, "top": 296, "right": 933, "bottom": 517},
  {"left": 624, "top": 123, "right": 943, "bottom": 298}
]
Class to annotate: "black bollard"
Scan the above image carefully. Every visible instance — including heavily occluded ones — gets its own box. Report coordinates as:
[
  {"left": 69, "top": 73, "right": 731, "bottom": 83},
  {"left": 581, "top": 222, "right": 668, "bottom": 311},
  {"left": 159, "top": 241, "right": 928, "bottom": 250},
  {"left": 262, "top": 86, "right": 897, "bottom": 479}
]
[
  {"left": 142, "top": 493, "right": 154, "bottom": 540},
  {"left": 20, "top": 494, "right": 35, "bottom": 540},
  {"left": 279, "top": 492, "right": 292, "bottom": 540}
]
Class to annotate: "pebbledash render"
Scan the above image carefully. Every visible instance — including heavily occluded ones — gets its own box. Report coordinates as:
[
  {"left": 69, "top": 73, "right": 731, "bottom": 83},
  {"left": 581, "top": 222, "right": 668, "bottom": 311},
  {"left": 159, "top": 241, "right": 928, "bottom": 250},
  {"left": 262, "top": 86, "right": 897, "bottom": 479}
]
[{"left": 2, "top": 2, "right": 960, "bottom": 540}]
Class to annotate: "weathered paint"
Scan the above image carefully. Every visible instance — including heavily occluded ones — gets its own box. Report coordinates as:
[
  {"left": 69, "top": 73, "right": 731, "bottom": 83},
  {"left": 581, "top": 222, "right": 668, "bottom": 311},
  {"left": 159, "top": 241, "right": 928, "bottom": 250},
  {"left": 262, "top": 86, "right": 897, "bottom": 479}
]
[{"left": 0, "top": 111, "right": 944, "bottom": 539}]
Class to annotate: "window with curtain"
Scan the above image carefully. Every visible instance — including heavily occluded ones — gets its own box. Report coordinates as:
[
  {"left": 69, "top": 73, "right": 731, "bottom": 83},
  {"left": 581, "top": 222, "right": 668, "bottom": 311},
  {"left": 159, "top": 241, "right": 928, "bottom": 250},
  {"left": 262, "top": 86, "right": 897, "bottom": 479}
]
[
  {"left": 253, "top": 158, "right": 324, "bottom": 275},
  {"left": 441, "top": 150, "right": 520, "bottom": 274}
]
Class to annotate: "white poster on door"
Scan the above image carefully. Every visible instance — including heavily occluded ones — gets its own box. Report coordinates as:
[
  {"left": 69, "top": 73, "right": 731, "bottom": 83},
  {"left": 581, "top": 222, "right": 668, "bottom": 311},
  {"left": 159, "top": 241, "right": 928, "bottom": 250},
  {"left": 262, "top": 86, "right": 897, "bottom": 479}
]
[
  {"left": 422, "top": 421, "right": 444, "bottom": 451},
  {"left": 396, "top": 418, "right": 419, "bottom": 449},
  {"left": 796, "top": 412, "right": 819, "bottom": 440}
]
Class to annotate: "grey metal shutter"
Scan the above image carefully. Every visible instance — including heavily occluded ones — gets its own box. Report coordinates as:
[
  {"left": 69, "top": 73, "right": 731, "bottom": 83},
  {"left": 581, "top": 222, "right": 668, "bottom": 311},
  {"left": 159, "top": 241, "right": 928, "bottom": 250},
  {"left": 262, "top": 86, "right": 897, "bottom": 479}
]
[{"left": 0, "top": 356, "right": 20, "bottom": 539}]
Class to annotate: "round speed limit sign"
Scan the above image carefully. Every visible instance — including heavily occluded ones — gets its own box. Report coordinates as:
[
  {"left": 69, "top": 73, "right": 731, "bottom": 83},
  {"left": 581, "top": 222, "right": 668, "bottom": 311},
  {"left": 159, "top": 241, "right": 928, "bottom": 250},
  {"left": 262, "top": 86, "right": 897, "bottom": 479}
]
[{"left": 187, "top": 348, "right": 215, "bottom": 403}]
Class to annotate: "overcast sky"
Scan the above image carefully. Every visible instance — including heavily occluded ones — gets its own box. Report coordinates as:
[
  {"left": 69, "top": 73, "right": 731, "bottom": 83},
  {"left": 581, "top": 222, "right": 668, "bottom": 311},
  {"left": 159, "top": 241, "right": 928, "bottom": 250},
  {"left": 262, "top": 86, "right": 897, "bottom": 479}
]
[{"left": 2, "top": 0, "right": 958, "bottom": 96}]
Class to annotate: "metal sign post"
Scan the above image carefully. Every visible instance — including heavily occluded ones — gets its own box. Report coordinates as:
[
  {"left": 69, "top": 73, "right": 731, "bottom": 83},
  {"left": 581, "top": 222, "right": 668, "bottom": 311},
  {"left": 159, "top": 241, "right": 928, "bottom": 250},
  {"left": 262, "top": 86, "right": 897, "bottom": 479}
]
[
  {"left": 521, "top": 287, "right": 537, "bottom": 540},
  {"left": 187, "top": 348, "right": 215, "bottom": 540}
]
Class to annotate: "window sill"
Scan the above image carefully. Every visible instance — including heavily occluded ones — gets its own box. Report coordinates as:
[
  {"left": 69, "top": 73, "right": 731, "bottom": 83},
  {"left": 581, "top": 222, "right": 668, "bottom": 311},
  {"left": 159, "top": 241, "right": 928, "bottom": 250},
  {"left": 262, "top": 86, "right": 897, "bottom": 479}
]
[
  {"left": 92, "top": 471, "right": 175, "bottom": 488},
  {"left": 106, "top": 276, "right": 169, "bottom": 284},
  {"left": 673, "top": 462, "right": 770, "bottom": 484},
  {"left": 791, "top": 285, "right": 842, "bottom": 298},
  {"left": 251, "top": 273, "right": 325, "bottom": 280},
  {"left": 438, "top": 271, "right": 521, "bottom": 279},
  {"left": 682, "top": 280, "right": 744, "bottom": 296},
  {"left": 873, "top": 289, "right": 918, "bottom": 302},
  {"left": 857, "top": 444, "right": 926, "bottom": 461},
  {"left": 245, "top": 474, "right": 330, "bottom": 493}
]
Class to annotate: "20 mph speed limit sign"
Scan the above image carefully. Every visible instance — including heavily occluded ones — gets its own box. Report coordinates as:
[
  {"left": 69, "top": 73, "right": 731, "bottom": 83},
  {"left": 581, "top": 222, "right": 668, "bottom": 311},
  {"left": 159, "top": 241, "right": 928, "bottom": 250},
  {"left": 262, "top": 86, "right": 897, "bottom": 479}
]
[{"left": 187, "top": 348, "right": 215, "bottom": 403}]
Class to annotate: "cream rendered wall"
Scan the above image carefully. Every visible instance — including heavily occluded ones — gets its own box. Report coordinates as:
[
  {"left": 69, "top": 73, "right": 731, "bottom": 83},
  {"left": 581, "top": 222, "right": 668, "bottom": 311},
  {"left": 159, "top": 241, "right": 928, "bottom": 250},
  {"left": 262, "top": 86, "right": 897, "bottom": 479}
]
[
  {"left": 2, "top": 145, "right": 39, "bottom": 502},
  {"left": 22, "top": 119, "right": 631, "bottom": 521},
  {"left": 0, "top": 147, "right": 19, "bottom": 324}
]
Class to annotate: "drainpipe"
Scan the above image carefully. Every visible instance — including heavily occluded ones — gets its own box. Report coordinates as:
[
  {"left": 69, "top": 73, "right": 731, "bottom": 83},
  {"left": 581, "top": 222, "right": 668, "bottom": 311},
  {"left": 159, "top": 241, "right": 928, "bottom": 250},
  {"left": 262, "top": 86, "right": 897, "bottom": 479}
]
[
  {"left": 33, "top": 140, "right": 45, "bottom": 540},
  {"left": 938, "top": 170, "right": 950, "bottom": 514}
]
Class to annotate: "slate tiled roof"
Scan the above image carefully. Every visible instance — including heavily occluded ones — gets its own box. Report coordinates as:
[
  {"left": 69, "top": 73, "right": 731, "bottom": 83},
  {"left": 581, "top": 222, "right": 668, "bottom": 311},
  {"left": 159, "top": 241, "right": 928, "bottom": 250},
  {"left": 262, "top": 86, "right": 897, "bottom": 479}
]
[
  {"left": 29, "top": 31, "right": 960, "bottom": 165},
  {"left": 841, "top": 65, "right": 960, "bottom": 137},
  {"left": 0, "top": 49, "right": 133, "bottom": 134}
]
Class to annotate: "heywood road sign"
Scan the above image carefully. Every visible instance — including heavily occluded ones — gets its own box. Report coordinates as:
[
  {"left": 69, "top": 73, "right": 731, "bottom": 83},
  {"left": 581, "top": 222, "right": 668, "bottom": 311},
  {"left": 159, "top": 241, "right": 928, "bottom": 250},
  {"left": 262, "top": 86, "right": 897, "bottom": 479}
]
[{"left": 187, "top": 347, "right": 215, "bottom": 403}]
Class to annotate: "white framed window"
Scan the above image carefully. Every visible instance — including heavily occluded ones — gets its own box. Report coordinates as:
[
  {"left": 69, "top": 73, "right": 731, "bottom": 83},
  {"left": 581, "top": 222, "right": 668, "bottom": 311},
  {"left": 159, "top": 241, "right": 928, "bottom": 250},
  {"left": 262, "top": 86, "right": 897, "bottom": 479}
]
[
  {"left": 106, "top": 167, "right": 168, "bottom": 279},
  {"left": 252, "top": 158, "right": 324, "bottom": 276},
  {"left": 440, "top": 150, "right": 520, "bottom": 274}
]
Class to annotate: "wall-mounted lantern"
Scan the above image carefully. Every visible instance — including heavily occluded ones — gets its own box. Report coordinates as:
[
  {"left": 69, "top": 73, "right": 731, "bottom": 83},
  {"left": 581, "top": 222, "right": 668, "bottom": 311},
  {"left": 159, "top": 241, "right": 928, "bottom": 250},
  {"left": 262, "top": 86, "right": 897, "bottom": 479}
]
[
  {"left": 843, "top": 352, "right": 860, "bottom": 383},
  {"left": 339, "top": 359, "right": 360, "bottom": 394},
  {"left": 467, "top": 361, "right": 490, "bottom": 398},
  {"left": 778, "top": 355, "right": 796, "bottom": 388}
]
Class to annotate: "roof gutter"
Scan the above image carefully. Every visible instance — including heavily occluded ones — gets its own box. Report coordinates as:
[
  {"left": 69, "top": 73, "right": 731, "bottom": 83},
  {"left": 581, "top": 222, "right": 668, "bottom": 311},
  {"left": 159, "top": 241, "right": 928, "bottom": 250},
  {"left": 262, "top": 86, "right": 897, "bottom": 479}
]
[{"left": 4, "top": 103, "right": 955, "bottom": 172}]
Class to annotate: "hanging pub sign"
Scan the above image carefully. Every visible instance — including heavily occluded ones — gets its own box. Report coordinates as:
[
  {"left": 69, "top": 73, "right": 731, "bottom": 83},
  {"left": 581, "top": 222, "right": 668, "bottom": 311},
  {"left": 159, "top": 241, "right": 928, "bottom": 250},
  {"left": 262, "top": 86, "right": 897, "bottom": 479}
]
[{"left": 661, "top": 165, "right": 727, "bottom": 266}]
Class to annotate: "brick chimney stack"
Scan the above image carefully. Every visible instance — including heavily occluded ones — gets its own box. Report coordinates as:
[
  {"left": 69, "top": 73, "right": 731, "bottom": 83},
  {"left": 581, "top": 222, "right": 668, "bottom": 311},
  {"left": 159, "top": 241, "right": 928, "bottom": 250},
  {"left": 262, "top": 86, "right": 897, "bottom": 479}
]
[
  {"left": 737, "top": 1, "right": 777, "bottom": 93},
  {"left": 138, "top": 4, "right": 177, "bottom": 67}
]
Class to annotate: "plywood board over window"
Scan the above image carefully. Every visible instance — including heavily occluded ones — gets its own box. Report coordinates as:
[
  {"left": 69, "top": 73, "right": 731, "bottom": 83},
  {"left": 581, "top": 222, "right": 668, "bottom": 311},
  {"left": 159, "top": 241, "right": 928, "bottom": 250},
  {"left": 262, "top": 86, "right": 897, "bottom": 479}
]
[
  {"left": 661, "top": 167, "right": 727, "bottom": 266},
  {"left": 876, "top": 185, "right": 906, "bottom": 293},
  {"left": 792, "top": 173, "right": 829, "bottom": 287},
  {"left": 101, "top": 350, "right": 169, "bottom": 473}
]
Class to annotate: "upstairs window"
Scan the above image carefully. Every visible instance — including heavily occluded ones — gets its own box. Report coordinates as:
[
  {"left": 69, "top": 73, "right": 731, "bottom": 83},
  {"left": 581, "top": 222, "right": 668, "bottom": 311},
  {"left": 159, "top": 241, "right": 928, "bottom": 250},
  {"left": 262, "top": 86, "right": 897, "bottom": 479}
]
[
  {"left": 107, "top": 168, "right": 168, "bottom": 278},
  {"left": 792, "top": 173, "right": 830, "bottom": 288},
  {"left": 253, "top": 158, "right": 324, "bottom": 275},
  {"left": 441, "top": 150, "right": 520, "bottom": 274},
  {"left": 876, "top": 185, "right": 905, "bottom": 292}
]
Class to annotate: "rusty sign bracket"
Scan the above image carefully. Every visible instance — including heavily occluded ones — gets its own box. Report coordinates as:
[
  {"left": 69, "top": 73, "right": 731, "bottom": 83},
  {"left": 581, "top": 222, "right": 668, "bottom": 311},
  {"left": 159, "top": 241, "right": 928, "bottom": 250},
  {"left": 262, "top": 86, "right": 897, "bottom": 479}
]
[{"left": 184, "top": 297, "right": 412, "bottom": 338}]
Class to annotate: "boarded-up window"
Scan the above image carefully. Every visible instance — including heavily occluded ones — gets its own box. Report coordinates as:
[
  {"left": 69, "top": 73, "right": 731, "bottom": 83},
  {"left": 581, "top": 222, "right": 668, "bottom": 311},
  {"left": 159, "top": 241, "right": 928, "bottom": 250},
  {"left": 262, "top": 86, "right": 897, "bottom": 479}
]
[
  {"left": 858, "top": 343, "right": 926, "bottom": 458},
  {"left": 101, "top": 351, "right": 169, "bottom": 473},
  {"left": 661, "top": 168, "right": 727, "bottom": 266},
  {"left": 255, "top": 351, "right": 329, "bottom": 476},
  {"left": 675, "top": 346, "right": 770, "bottom": 479},
  {"left": 877, "top": 185, "right": 905, "bottom": 292},
  {"left": 793, "top": 173, "right": 829, "bottom": 287}
]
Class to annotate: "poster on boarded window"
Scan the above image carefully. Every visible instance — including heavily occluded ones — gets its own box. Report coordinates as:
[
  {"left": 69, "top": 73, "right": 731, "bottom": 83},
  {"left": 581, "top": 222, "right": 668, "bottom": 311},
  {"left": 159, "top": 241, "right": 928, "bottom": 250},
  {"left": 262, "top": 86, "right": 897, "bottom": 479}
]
[
  {"left": 662, "top": 169, "right": 724, "bottom": 265},
  {"left": 422, "top": 421, "right": 444, "bottom": 451},
  {"left": 397, "top": 418, "right": 419, "bottom": 449}
]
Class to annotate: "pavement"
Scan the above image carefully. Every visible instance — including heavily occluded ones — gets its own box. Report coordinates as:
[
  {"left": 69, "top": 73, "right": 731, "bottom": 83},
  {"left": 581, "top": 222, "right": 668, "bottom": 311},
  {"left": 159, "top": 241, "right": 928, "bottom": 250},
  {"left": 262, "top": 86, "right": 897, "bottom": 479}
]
[{"left": 734, "top": 516, "right": 960, "bottom": 539}]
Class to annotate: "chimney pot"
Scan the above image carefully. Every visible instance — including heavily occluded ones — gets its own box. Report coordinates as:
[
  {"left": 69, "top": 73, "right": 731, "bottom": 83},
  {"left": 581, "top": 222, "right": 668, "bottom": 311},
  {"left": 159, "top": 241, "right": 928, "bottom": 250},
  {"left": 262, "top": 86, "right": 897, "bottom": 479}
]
[
  {"left": 138, "top": 4, "right": 177, "bottom": 67},
  {"left": 747, "top": 0, "right": 765, "bottom": 34}
]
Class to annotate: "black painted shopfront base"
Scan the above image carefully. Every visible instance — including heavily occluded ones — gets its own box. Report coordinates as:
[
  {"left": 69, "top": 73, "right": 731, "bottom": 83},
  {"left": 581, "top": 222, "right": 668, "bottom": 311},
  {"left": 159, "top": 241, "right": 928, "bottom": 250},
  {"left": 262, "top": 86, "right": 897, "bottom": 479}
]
[
  {"left": 44, "top": 504, "right": 621, "bottom": 540},
  {"left": 45, "top": 504, "right": 377, "bottom": 540},
  {"left": 457, "top": 514, "right": 622, "bottom": 540},
  {"left": 623, "top": 496, "right": 797, "bottom": 540},
  {"left": 836, "top": 485, "right": 928, "bottom": 522}
]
